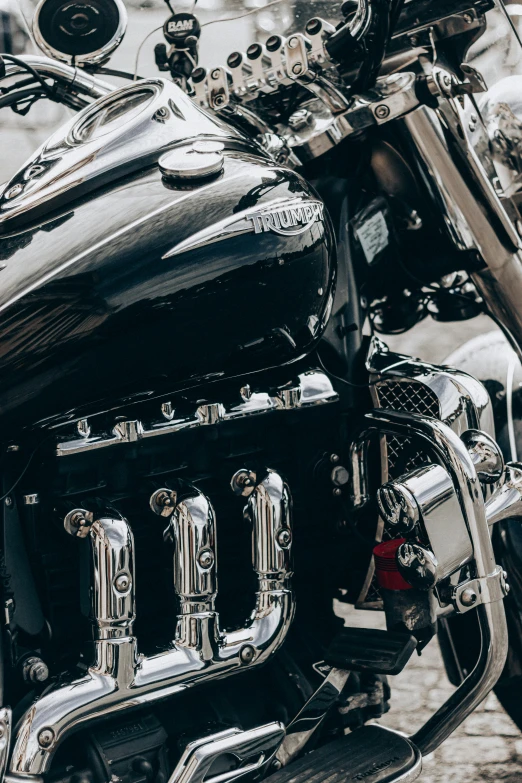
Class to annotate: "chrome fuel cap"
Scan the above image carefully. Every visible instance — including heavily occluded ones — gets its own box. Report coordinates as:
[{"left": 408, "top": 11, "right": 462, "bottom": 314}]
[{"left": 159, "top": 141, "right": 225, "bottom": 180}]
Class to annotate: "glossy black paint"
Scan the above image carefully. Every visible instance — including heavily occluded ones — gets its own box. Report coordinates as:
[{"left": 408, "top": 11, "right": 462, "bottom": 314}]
[{"left": 0, "top": 151, "right": 334, "bottom": 433}]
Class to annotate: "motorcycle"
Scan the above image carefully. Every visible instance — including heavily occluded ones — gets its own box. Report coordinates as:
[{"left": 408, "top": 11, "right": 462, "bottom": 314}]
[{"left": 0, "top": 0, "right": 521, "bottom": 780}]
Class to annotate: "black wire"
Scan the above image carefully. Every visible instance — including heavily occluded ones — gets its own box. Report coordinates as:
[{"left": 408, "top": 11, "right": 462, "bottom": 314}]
[
  {"left": 0, "top": 54, "right": 54, "bottom": 99},
  {"left": 316, "top": 351, "right": 412, "bottom": 390},
  {"left": 0, "top": 442, "right": 43, "bottom": 504},
  {"left": 96, "top": 67, "right": 140, "bottom": 81},
  {"left": 0, "top": 86, "right": 47, "bottom": 110}
]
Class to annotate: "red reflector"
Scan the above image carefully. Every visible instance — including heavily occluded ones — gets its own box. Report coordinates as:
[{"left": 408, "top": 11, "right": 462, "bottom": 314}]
[{"left": 373, "top": 538, "right": 412, "bottom": 591}]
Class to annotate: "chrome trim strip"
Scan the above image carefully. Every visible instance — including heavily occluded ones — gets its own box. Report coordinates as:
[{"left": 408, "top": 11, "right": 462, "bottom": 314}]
[{"left": 55, "top": 371, "right": 338, "bottom": 457}]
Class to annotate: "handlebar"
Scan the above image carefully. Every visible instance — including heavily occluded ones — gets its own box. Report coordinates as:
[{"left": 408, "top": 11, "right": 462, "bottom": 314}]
[{"left": 2, "top": 55, "right": 114, "bottom": 108}]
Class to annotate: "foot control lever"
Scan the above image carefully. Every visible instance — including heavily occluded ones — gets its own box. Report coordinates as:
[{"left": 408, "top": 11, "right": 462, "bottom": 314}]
[{"left": 168, "top": 723, "right": 285, "bottom": 783}]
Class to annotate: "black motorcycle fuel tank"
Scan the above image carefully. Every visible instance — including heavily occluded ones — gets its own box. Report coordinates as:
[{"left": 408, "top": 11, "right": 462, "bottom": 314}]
[{"left": 0, "top": 80, "right": 335, "bottom": 432}]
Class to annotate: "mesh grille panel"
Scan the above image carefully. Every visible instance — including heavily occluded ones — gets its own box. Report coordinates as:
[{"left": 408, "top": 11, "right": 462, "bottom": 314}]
[{"left": 356, "top": 378, "right": 441, "bottom": 609}]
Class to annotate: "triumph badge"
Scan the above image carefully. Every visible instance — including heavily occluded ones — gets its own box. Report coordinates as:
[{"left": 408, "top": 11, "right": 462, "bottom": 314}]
[{"left": 248, "top": 201, "right": 324, "bottom": 236}]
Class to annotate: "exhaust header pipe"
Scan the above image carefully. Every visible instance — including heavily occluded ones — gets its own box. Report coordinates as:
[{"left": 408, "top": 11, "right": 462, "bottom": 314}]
[{"left": 9, "top": 470, "right": 293, "bottom": 778}]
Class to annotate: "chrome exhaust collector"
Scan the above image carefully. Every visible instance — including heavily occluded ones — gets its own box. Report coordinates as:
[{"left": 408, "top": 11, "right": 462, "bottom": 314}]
[{"left": 9, "top": 470, "right": 293, "bottom": 779}]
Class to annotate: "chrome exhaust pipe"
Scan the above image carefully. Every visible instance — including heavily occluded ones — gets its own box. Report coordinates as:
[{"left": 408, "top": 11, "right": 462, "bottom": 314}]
[{"left": 9, "top": 471, "right": 293, "bottom": 778}]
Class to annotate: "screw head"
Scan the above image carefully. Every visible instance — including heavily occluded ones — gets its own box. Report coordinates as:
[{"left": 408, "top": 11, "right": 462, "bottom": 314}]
[
  {"left": 277, "top": 529, "right": 292, "bottom": 549},
  {"left": 197, "top": 548, "right": 215, "bottom": 570},
  {"left": 114, "top": 573, "right": 131, "bottom": 593},
  {"left": 4, "top": 496, "right": 12, "bottom": 507},
  {"left": 211, "top": 68, "right": 221, "bottom": 80},
  {"left": 460, "top": 587, "right": 478, "bottom": 607},
  {"left": 213, "top": 95, "right": 225, "bottom": 107},
  {"left": 240, "top": 644, "right": 256, "bottom": 664},
  {"left": 375, "top": 104, "right": 390, "bottom": 120},
  {"left": 24, "top": 657, "right": 49, "bottom": 684},
  {"left": 38, "top": 728, "right": 55, "bottom": 748},
  {"left": 288, "top": 36, "right": 299, "bottom": 48},
  {"left": 333, "top": 487, "right": 342, "bottom": 497},
  {"left": 292, "top": 63, "right": 303, "bottom": 75}
]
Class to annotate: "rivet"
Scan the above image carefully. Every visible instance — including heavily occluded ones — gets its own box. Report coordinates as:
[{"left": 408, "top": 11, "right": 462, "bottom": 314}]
[
  {"left": 277, "top": 529, "right": 292, "bottom": 548},
  {"left": 38, "top": 728, "right": 55, "bottom": 748},
  {"left": 197, "top": 549, "right": 215, "bottom": 570},
  {"left": 461, "top": 587, "right": 478, "bottom": 607},
  {"left": 115, "top": 573, "right": 131, "bottom": 593},
  {"left": 240, "top": 644, "right": 256, "bottom": 664},
  {"left": 4, "top": 497, "right": 12, "bottom": 507}
]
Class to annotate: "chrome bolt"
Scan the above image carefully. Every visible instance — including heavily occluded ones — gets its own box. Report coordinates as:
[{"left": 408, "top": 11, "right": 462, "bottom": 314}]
[
  {"left": 115, "top": 573, "right": 131, "bottom": 593},
  {"left": 24, "top": 656, "right": 49, "bottom": 684},
  {"left": 38, "top": 728, "right": 55, "bottom": 749},
  {"left": 277, "top": 529, "right": 292, "bottom": 548},
  {"left": 463, "top": 12, "right": 473, "bottom": 23},
  {"left": 214, "top": 95, "right": 225, "bottom": 107},
  {"left": 240, "top": 644, "right": 256, "bottom": 664},
  {"left": 64, "top": 508, "right": 92, "bottom": 538},
  {"left": 271, "top": 761, "right": 282, "bottom": 772},
  {"left": 460, "top": 587, "right": 478, "bottom": 607},
  {"left": 292, "top": 63, "right": 303, "bottom": 75},
  {"left": 161, "top": 401, "right": 175, "bottom": 420},
  {"left": 198, "top": 548, "right": 215, "bottom": 570},
  {"left": 318, "top": 287, "right": 324, "bottom": 296},
  {"left": 230, "top": 469, "right": 257, "bottom": 497},
  {"left": 331, "top": 465, "right": 350, "bottom": 487},
  {"left": 288, "top": 36, "right": 299, "bottom": 48},
  {"left": 330, "top": 454, "right": 340, "bottom": 464},
  {"left": 333, "top": 487, "right": 342, "bottom": 497},
  {"left": 150, "top": 488, "right": 177, "bottom": 518},
  {"left": 375, "top": 104, "right": 390, "bottom": 120},
  {"left": 211, "top": 69, "right": 221, "bottom": 80},
  {"left": 4, "top": 496, "right": 12, "bottom": 507},
  {"left": 156, "top": 106, "right": 169, "bottom": 119},
  {"left": 443, "top": 74, "right": 452, "bottom": 87}
]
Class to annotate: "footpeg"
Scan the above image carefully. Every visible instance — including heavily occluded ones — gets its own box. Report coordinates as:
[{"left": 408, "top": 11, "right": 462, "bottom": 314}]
[
  {"left": 169, "top": 723, "right": 285, "bottom": 783},
  {"left": 325, "top": 627, "right": 417, "bottom": 675},
  {"left": 269, "top": 725, "right": 421, "bottom": 783}
]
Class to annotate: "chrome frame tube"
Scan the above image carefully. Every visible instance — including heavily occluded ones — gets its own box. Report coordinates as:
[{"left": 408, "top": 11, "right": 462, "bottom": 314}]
[
  {"left": 350, "top": 410, "right": 508, "bottom": 755},
  {"left": 9, "top": 472, "right": 293, "bottom": 778}
]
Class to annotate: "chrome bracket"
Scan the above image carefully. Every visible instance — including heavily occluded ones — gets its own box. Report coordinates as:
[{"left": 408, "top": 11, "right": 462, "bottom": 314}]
[
  {"left": 168, "top": 723, "right": 285, "bottom": 783},
  {"left": 452, "top": 566, "right": 510, "bottom": 615}
]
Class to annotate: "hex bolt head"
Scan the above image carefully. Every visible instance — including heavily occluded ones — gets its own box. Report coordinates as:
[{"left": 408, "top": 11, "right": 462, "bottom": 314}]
[
  {"left": 38, "top": 728, "right": 55, "bottom": 749},
  {"left": 240, "top": 645, "right": 256, "bottom": 664},
  {"left": 277, "top": 529, "right": 292, "bottom": 549},
  {"left": 115, "top": 573, "right": 131, "bottom": 593},
  {"left": 331, "top": 465, "right": 350, "bottom": 487},
  {"left": 461, "top": 588, "right": 478, "bottom": 607},
  {"left": 375, "top": 104, "right": 390, "bottom": 120},
  {"left": 24, "top": 657, "right": 49, "bottom": 684},
  {"left": 198, "top": 549, "right": 215, "bottom": 570}
]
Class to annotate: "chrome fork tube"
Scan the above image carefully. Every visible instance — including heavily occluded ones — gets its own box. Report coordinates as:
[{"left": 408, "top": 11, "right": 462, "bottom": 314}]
[
  {"left": 404, "top": 105, "right": 522, "bottom": 358},
  {"left": 350, "top": 410, "right": 508, "bottom": 755}
]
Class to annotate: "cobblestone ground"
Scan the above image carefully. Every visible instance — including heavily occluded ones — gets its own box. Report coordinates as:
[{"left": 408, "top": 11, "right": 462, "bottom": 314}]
[{"left": 338, "top": 604, "right": 522, "bottom": 783}]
